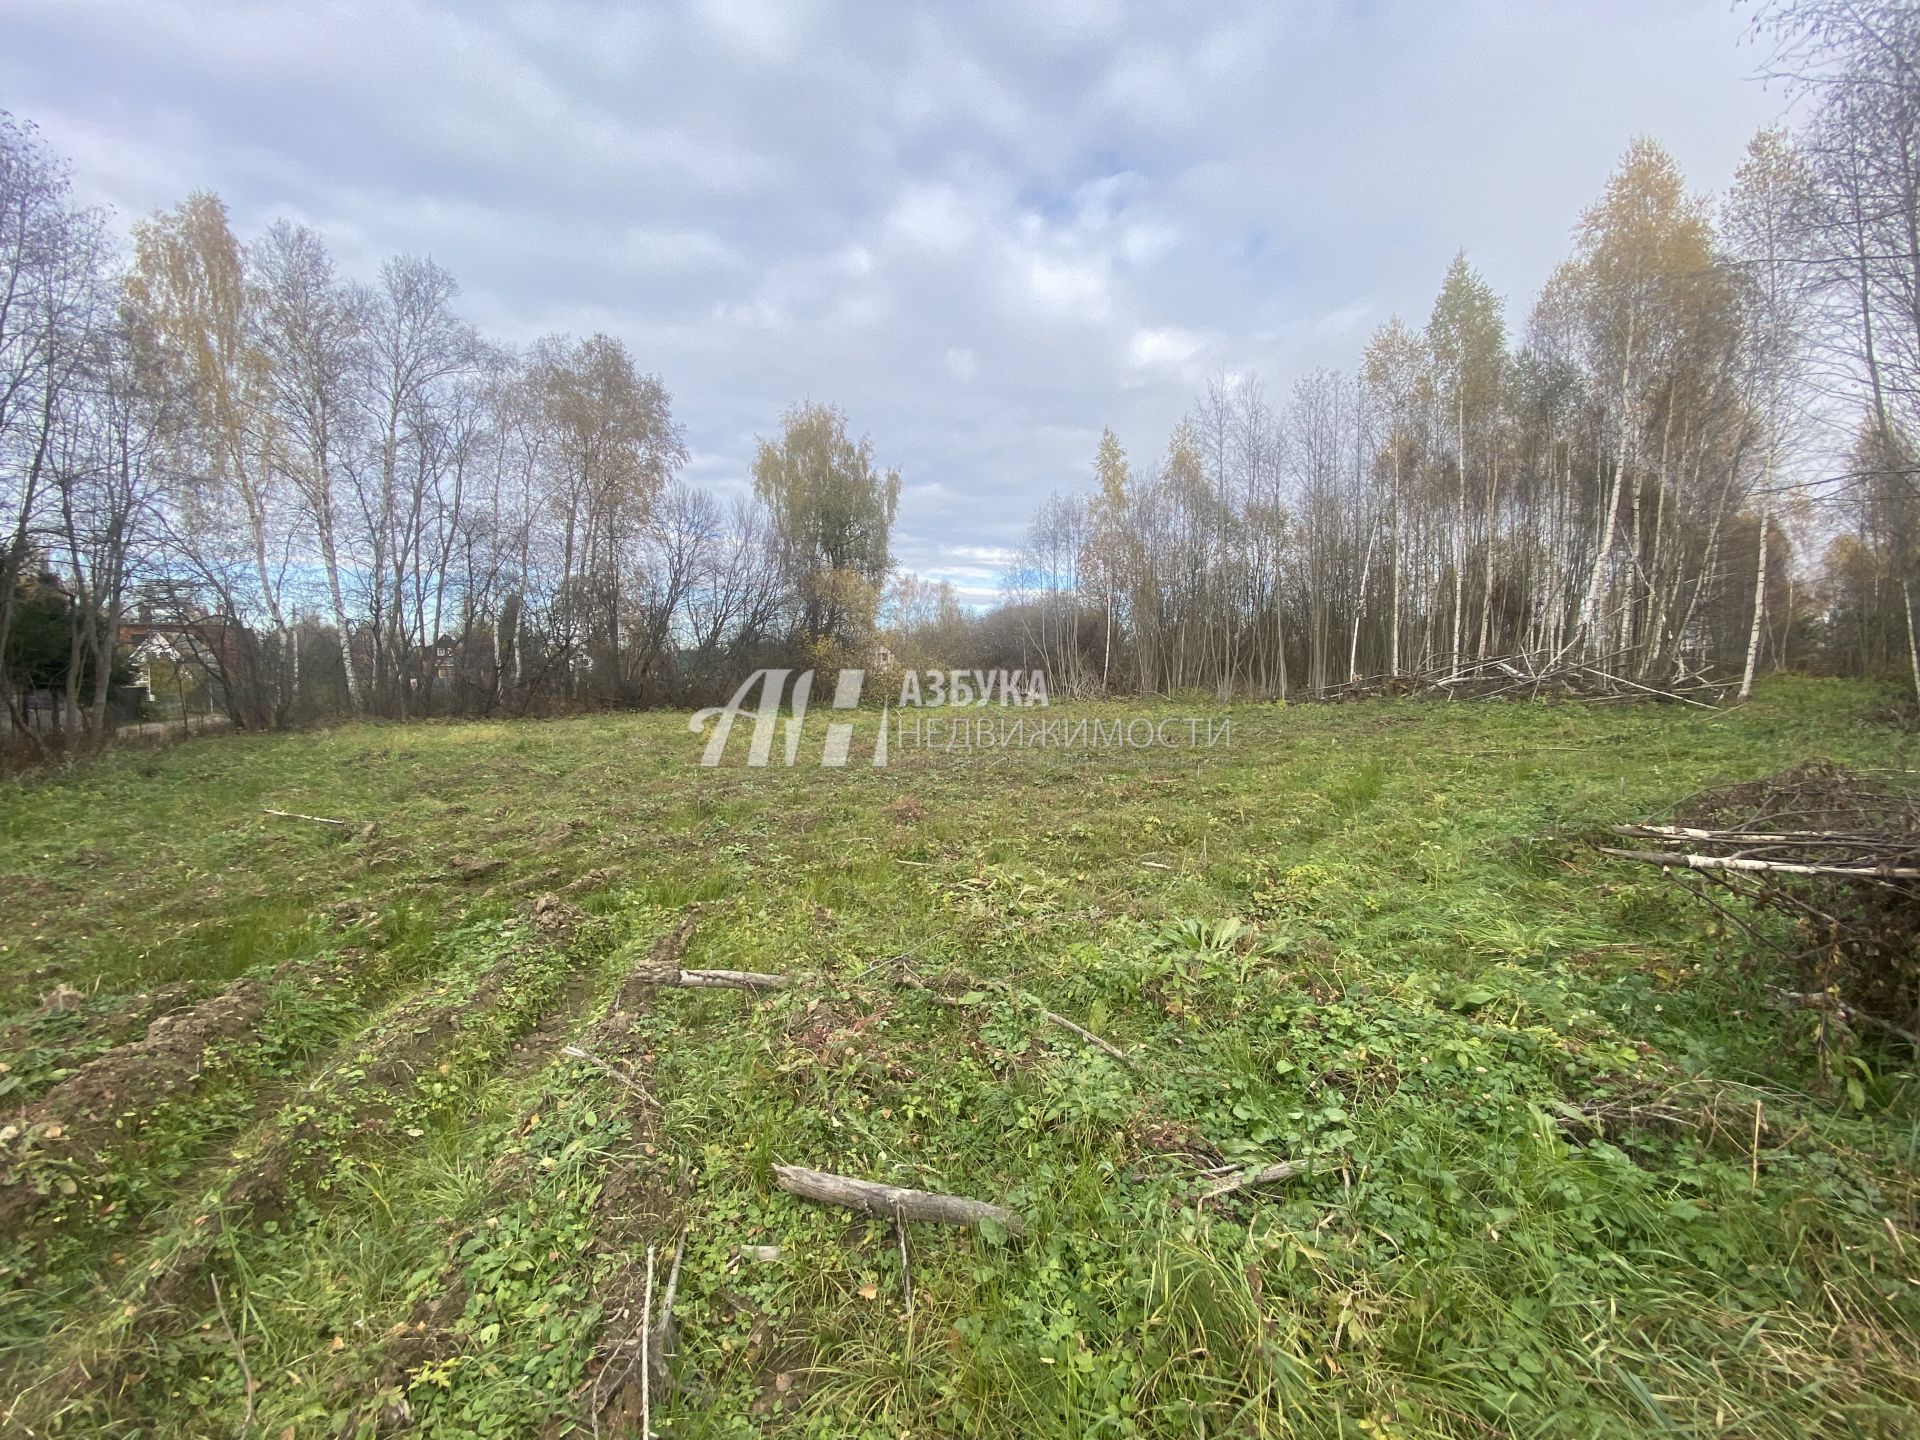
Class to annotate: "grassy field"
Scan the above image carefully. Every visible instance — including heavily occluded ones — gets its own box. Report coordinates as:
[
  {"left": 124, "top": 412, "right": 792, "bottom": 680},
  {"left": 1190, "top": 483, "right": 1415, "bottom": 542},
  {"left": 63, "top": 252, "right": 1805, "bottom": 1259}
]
[{"left": 1, "top": 678, "right": 1916, "bottom": 1438}]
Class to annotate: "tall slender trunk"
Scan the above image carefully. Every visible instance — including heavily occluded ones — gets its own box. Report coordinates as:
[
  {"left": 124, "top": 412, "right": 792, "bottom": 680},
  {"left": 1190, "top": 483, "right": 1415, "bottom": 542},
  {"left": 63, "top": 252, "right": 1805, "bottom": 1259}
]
[
  {"left": 1577, "top": 312, "right": 1637, "bottom": 656},
  {"left": 1389, "top": 437, "right": 1402, "bottom": 676},
  {"left": 1905, "top": 580, "right": 1920, "bottom": 705},
  {"left": 1449, "top": 393, "right": 1466, "bottom": 676},
  {"left": 1475, "top": 445, "right": 1499, "bottom": 660},
  {"left": 1348, "top": 523, "right": 1375, "bottom": 683},
  {"left": 1740, "top": 447, "right": 1775, "bottom": 701},
  {"left": 1101, "top": 587, "right": 1113, "bottom": 693}
]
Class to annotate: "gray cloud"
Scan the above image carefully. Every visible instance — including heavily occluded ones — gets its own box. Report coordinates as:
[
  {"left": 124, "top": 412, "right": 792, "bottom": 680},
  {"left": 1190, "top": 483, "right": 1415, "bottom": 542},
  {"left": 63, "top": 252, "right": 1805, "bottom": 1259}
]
[{"left": 2, "top": 0, "right": 1787, "bottom": 601}]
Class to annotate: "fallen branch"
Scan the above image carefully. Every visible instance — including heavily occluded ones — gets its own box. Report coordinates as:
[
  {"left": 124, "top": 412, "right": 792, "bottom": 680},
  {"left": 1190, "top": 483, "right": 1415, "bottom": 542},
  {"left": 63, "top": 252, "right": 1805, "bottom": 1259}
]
[
  {"left": 1571, "top": 665, "right": 1720, "bottom": 710},
  {"left": 1194, "top": 1159, "right": 1308, "bottom": 1204},
  {"left": 261, "top": 807, "right": 349, "bottom": 828},
  {"left": 676, "top": 968, "right": 790, "bottom": 990},
  {"left": 773, "top": 1164, "right": 1025, "bottom": 1237},
  {"left": 589, "top": 1233, "right": 685, "bottom": 1439},
  {"left": 618, "top": 915, "right": 787, "bottom": 992},
  {"left": 1592, "top": 765, "right": 1920, "bottom": 1056},
  {"left": 563, "top": 1045, "right": 661, "bottom": 1108},
  {"left": 1610, "top": 823, "right": 1873, "bottom": 846},
  {"left": 896, "top": 969, "right": 1131, "bottom": 1064},
  {"left": 1028, "top": 1001, "right": 1132, "bottom": 1064},
  {"left": 1600, "top": 846, "right": 1920, "bottom": 881},
  {"left": 1768, "top": 986, "right": 1920, "bottom": 1049}
]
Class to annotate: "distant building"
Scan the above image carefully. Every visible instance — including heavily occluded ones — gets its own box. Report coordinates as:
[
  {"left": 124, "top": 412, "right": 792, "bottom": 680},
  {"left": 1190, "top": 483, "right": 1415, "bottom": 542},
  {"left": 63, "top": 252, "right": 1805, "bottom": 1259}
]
[{"left": 116, "top": 612, "right": 247, "bottom": 704}]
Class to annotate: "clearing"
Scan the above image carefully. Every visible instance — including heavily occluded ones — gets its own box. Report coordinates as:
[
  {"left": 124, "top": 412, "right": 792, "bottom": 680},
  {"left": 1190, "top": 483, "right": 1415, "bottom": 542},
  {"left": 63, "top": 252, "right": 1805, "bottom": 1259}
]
[{"left": 1, "top": 678, "right": 1916, "bottom": 1438}]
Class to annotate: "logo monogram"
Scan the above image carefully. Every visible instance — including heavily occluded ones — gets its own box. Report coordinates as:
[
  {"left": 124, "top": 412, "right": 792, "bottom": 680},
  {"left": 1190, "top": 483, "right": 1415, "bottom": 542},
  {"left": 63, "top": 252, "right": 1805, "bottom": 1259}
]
[{"left": 690, "top": 669, "right": 883, "bottom": 768}]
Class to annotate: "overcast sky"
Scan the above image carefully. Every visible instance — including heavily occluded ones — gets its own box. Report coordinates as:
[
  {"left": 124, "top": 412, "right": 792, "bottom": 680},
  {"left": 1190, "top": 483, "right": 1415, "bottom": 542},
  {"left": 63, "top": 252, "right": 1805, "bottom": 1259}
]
[{"left": 5, "top": 0, "right": 1789, "bottom": 602}]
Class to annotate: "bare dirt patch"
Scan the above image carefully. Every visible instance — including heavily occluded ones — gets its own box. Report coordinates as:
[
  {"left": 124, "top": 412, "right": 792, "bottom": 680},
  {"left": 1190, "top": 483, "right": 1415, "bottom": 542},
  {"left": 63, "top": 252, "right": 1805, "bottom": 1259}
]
[{"left": 0, "top": 976, "right": 272, "bottom": 1229}]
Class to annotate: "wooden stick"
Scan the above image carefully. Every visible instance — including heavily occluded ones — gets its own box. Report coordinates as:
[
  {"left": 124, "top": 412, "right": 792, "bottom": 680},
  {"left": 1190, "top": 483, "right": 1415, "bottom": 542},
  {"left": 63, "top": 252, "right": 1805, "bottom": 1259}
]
[
  {"left": 1028, "top": 1001, "right": 1132, "bottom": 1064},
  {"left": 773, "top": 1164, "right": 1025, "bottom": 1237},
  {"left": 640, "top": 1244, "right": 654, "bottom": 1440},
  {"left": 894, "top": 1208, "right": 913, "bottom": 1319},
  {"left": 1195, "top": 1160, "right": 1306, "bottom": 1204},
  {"left": 261, "top": 808, "right": 348, "bottom": 828},
  {"left": 895, "top": 970, "right": 964, "bottom": 1007},
  {"left": 210, "top": 1275, "right": 255, "bottom": 1434},
  {"left": 676, "top": 968, "right": 789, "bottom": 990},
  {"left": 651, "top": 1231, "right": 687, "bottom": 1386}
]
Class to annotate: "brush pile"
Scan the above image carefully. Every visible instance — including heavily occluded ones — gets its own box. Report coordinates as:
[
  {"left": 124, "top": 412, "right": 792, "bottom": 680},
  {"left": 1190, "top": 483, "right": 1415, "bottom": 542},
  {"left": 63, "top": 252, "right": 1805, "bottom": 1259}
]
[
  {"left": 1325, "top": 654, "right": 1727, "bottom": 706},
  {"left": 1601, "top": 762, "right": 1920, "bottom": 1048}
]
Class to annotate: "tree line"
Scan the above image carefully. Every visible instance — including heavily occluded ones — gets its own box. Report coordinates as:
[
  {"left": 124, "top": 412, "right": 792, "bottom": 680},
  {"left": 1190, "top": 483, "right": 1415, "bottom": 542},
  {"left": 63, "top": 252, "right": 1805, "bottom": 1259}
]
[
  {"left": 1, "top": 126, "right": 908, "bottom": 740},
  {"left": 997, "top": 0, "right": 1920, "bottom": 702},
  {"left": 3, "top": 0, "right": 1916, "bottom": 749}
]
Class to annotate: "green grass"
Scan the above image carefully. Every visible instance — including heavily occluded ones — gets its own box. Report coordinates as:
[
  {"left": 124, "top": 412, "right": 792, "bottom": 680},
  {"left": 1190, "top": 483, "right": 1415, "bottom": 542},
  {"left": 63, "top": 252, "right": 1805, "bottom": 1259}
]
[{"left": 1, "top": 677, "right": 1916, "bottom": 1437}]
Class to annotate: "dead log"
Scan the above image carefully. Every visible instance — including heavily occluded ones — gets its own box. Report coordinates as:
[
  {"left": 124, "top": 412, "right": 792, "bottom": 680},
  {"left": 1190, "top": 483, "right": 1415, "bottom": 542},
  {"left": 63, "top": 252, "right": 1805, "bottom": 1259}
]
[
  {"left": 623, "top": 914, "right": 701, "bottom": 989},
  {"left": 617, "top": 911, "right": 789, "bottom": 993},
  {"left": 773, "top": 1164, "right": 1025, "bottom": 1237}
]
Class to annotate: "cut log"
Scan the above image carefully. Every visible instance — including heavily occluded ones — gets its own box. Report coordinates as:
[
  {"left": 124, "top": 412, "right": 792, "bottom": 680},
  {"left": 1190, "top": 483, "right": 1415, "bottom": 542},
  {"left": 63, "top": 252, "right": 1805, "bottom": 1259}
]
[
  {"left": 623, "top": 914, "right": 701, "bottom": 990},
  {"left": 773, "top": 1164, "right": 1025, "bottom": 1237},
  {"left": 616, "top": 912, "right": 788, "bottom": 994}
]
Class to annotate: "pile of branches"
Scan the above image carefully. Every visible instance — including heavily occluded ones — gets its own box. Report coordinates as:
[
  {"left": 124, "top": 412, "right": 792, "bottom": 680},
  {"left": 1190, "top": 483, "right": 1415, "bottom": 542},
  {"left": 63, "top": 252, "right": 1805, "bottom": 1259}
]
[
  {"left": 1324, "top": 652, "right": 1727, "bottom": 707},
  {"left": 1424, "top": 654, "right": 1726, "bottom": 707},
  {"left": 1600, "top": 762, "right": 1920, "bottom": 1049}
]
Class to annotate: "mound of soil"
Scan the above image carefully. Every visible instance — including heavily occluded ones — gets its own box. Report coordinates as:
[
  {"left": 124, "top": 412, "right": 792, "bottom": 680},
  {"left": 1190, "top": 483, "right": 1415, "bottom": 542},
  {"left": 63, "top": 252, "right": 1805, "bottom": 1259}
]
[{"left": 0, "top": 976, "right": 272, "bottom": 1228}]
